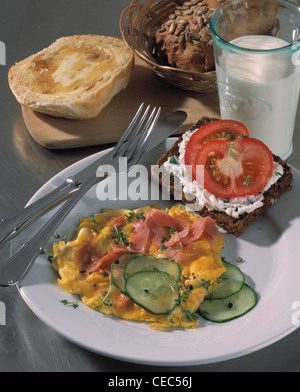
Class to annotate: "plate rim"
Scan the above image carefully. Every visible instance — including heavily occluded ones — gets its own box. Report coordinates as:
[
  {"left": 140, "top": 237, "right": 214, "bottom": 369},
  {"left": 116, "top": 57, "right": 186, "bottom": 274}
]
[{"left": 17, "top": 139, "right": 300, "bottom": 366}]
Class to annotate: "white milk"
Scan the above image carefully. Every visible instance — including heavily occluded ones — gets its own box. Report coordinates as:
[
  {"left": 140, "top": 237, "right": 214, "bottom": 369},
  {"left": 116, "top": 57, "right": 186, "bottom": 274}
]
[{"left": 216, "top": 35, "right": 300, "bottom": 159}]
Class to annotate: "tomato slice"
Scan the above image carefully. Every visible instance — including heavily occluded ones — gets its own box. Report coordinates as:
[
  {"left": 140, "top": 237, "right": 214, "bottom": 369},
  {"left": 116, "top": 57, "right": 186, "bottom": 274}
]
[
  {"left": 194, "top": 137, "right": 274, "bottom": 198},
  {"left": 185, "top": 120, "right": 249, "bottom": 168}
]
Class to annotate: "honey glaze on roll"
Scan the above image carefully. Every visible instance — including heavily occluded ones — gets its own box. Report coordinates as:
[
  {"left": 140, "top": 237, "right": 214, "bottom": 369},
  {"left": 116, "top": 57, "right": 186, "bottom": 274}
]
[
  {"left": 8, "top": 35, "right": 134, "bottom": 119},
  {"left": 30, "top": 43, "right": 116, "bottom": 97}
]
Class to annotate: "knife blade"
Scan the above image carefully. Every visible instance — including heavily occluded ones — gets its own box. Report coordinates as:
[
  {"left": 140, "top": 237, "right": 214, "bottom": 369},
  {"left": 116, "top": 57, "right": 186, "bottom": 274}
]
[{"left": 0, "top": 110, "right": 187, "bottom": 246}]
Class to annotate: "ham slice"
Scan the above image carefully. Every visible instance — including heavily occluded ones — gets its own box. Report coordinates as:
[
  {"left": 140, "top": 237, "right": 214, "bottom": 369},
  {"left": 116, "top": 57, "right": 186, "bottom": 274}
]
[
  {"left": 130, "top": 218, "right": 150, "bottom": 253},
  {"left": 130, "top": 208, "right": 189, "bottom": 251},
  {"left": 97, "top": 248, "right": 128, "bottom": 272},
  {"left": 129, "top": 208, "right": 220, "bottom": 255},
  {"left": 84, "top": 247, "right": 128, "bottom": 274},
  {"left": 115, "top": 293, "right": 132, "bottom": 310},
  {"left": 145, "top": 209, "right": 190, "bottom": 247},
  {"left": 81, "top": 214, "right": 129, "bottom": 274},
  {"left": 181, "top": 217, "right": 220, "bottom": 248},
  {"left": 111, "top": 215, "right": 126, "bottom": 228},
  {"left": 82, "top": 209, "right": 220, "bottom": 275}
]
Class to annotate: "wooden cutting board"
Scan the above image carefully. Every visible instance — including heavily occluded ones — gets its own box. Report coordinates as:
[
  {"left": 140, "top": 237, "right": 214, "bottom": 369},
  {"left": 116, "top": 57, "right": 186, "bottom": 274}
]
[{"left": 21, "top": 56, "right": 220, "bottom": 149}]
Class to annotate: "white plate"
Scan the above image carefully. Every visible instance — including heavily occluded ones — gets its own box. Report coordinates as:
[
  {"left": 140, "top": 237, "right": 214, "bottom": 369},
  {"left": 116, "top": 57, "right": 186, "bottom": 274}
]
[{"left": 18, "top": 139, "right": 300, "bottom": 366}]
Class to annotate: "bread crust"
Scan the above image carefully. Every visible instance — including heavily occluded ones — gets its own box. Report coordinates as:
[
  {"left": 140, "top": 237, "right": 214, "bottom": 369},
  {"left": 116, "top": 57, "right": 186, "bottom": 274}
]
[
  {"left": 8, "top": 35, "right": 135, "bottom": 120},
  {"left": 157, "top": 118, "right": 293, "bottom": 237}
]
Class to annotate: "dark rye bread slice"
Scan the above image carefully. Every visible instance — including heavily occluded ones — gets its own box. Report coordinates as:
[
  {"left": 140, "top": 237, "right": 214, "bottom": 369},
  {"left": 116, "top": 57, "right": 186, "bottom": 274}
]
[{"left": 157, "top": 117, "right": 293, "bottom": 237}]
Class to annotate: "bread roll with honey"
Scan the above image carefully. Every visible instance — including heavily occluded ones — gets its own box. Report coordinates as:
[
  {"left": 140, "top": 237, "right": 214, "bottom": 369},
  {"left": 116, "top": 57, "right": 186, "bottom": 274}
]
[{"left": 8, "top": 35, "right": 134, "bottom": 120}]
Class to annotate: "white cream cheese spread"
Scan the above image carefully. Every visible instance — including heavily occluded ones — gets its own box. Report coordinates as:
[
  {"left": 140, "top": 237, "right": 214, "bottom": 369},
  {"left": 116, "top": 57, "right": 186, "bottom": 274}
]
[{"left": 163, "top": 130, "right": 283, "bottom": 218}]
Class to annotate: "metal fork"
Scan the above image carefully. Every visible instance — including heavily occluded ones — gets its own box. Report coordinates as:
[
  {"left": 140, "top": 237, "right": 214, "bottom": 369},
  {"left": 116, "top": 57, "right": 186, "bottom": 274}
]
[
  {"left": 0, "top": 103, "right": 158, "bottom": 247},
  {"left": 0, "top": 103, "right": 161, "bottom": 286}
]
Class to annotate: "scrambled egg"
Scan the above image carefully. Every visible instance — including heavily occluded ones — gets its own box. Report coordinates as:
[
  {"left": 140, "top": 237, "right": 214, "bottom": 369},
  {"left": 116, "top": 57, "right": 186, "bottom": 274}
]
[{"left": 52, "top": 205, "right": 225, "bottom": 329}]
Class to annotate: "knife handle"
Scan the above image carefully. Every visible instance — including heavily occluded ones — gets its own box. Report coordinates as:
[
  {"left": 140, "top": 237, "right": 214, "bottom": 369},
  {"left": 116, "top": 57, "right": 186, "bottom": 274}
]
[
  {"left": 0, "top": 175, "right": 97, "bottom": 286},
  {"left": 0, "top": 177, "right": 80, "bottom": 247}
]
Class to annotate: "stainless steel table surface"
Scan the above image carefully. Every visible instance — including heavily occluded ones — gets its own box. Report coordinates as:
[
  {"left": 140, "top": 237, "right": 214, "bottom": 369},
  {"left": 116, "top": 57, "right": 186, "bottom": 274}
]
[{"left": 1, "top": 0, "right": 300, "bottom": 373}]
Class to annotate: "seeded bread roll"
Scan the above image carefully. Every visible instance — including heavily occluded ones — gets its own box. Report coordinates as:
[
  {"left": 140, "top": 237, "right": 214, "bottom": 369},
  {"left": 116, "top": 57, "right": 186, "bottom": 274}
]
[
  {"left": 154, "top": 0, "right": 280, "bottom": 74},
  {"left": 154, "top": 0, "right": 228, "bottom": 73},
  {"left": 157, "top": 118, "right": 293, "bottom": 237},
  {"left": 8, "top": 35, "right": 135, "bottom": 120}
]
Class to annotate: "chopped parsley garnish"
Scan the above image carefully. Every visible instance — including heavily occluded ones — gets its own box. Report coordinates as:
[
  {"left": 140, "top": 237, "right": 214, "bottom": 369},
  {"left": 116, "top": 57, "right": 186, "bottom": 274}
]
[
  {"left": 160, "top": 244, "right": 183, "bottom": 252},
  {"left": 53, "top": 231, "right": 69, "bottom": 242},
  {"left": 96, "top": 298, "right": 113, "bottom": 309},
  {"left": 160, "top": 226, "right": 183, "bottom": 251},
  {"left": 198, "top": 279, "right": 211, "bottom": 290},
  {"left": 169, "top": 156, "right": 179, "bottom": 165},
  {"left": 61, "top": 299, "right": 79, "bottom": 309},
  {"left": 228, "top": 133, "right": 248, "bottom": 156},
  {"left": 182, "top": 308, "right": 199, "bottom": 321},
  {"left": 94, "top": 277, "right": 114, "bottom": 311},
  {"left": 112, "top": 225, "right": 132, "bottom": 247},
  {"left": 125, "top": 211, "right": 146, "bottom": 222},
  {"left": 274, "top": 171, "right": 283, "bottom": 177},
  {"left": 242, "top": 175, "right": 257, "bottom": 187},
  {"left": 161, "top": 226, "right": 177, "bottom": 244},
  {"left": 175, "top": 289, "right": 190, "bottom": 307}
]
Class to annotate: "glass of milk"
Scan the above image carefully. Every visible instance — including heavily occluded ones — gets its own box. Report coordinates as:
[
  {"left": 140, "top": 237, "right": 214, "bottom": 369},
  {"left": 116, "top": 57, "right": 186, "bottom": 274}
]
[{"left": 210, "top": 0, "right": 300, "bottom": 160}]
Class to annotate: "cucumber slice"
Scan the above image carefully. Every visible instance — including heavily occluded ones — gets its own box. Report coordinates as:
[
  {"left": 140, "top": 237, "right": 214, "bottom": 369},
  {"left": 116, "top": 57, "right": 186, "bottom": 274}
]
[
  {"left": 209, "top": 260, "right": 245, "bottom": 299},
  {"left": 111, "top": 252, "right": 141, "bottom": 293},
  {"left": 123, "top": 255, "right": 181, "bottom": 282},
  {"left": 125, "top": 271, "right": 179, "bottom": 315},
  {"left": 199, "top": 284, "right": 257, "bottom": 323}
]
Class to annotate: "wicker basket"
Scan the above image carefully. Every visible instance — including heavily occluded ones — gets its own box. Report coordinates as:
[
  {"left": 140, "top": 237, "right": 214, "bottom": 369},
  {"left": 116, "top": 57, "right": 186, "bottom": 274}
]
[{"left": 119, "top": 0, "right": 217, "bottom": 93}]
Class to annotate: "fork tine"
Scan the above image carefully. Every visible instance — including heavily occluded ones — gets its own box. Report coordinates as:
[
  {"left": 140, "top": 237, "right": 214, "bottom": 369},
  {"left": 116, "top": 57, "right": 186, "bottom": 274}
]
[
  {"left": 124, "top": 106, "right": 157, "bottom": 160},
  {"left": 115, "top": 104, "right": 151, "bottom": 159},
  {"left": 122, "top": 104, "right": 151, "bottom": 151},
  {"left": 110, "top": 102, "right": 145, "bottom": 158},
  {"left": 127, "top": 107, "right": 161, "bottom": 165}
]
